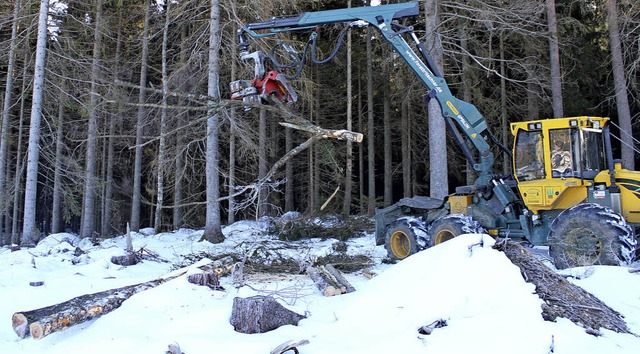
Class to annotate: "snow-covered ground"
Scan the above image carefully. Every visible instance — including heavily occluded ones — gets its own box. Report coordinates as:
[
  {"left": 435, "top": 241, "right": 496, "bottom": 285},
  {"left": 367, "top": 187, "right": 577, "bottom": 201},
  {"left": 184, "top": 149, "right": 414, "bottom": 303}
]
[{"left": 1, "top": 218, "right": 640, "bottom": 354}]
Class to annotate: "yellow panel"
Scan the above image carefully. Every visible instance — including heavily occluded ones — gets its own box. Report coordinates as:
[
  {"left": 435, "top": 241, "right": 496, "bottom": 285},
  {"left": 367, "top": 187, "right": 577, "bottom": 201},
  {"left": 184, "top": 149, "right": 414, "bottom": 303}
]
[{"left": 449, "top": 195, "right": 472, "bottom": 215}]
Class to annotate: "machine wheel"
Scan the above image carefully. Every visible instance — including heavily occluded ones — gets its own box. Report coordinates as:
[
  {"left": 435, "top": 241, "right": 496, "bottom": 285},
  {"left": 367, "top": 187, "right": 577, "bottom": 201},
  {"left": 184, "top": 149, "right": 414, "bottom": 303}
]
[
  {"left": 428, "top": 214, "right": 484, "bottom": 247},
  {"left": 548, "top": 203, "right": 637, "bottom": 269},
  {"left": 385, "top": 219, "right": 425, "bottom": 261}
]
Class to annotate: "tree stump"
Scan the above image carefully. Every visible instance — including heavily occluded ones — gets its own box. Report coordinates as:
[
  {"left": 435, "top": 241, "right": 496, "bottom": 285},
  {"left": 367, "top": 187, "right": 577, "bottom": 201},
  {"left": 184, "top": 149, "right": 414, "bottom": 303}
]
[
  {"left": 230, "top": 296, "right": 305, "bottom": 334},
  {"left": 494, "top": 239, "right": 631, "bottom": 334}
]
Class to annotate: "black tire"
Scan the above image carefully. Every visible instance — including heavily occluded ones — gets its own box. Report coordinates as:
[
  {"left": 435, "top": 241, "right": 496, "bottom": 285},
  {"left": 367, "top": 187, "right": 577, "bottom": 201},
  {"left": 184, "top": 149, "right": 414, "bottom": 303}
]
[
  {"left": 548, "top": 203, "right": 637, "bottom": 270},
  {"left": 384, "top": 218, "right": 426, "bottom": 261},
  {"left": 428, "top": 214, "right": 484, "bottom": 247}
]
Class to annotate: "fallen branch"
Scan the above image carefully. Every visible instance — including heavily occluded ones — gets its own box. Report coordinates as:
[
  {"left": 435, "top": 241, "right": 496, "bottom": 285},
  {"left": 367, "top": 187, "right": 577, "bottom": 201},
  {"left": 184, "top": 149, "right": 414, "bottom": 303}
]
[
  {"left": 494, "top": 240, "right": 631, "bottom": 334},
  {"left": 307, "top": 264, "right": 355, "bottom": 296}
]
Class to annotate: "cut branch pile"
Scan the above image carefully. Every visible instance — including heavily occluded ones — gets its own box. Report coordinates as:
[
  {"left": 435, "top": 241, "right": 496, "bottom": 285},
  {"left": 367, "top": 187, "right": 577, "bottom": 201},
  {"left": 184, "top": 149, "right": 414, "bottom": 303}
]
[
  {"left": 494, "top": 240, "right": 632, "bottom": 334},
  {"left": 307, "top": 264, "right": 355, "bottom": 296}
]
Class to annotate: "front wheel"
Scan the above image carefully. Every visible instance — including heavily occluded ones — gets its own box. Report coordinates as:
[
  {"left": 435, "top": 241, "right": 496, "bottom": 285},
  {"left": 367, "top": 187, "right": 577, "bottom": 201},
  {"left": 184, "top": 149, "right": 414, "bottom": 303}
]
[
  {"left": 548, "top": 203, "right": 637, "bottom": 269},
  {"left": 385, "top": 218, "right": 426, "bottom": 261},
  {"left": 428, "top": 214, "right": 484, "bottom": 247}
]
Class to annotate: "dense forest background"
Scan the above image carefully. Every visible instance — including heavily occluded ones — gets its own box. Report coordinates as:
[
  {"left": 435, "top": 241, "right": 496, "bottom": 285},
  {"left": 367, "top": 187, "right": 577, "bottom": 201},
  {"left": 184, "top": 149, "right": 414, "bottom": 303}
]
[{"left": 0, "top": 0, "right": 638, "bottom": 245}]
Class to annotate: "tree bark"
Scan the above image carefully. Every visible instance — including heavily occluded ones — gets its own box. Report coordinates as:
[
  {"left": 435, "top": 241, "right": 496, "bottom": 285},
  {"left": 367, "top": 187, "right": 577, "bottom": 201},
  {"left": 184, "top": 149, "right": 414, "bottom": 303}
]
[
  {"left": 13, "top": 278, "right": 165, "bottom": 339},
  {"left": 425, "top": 0, "right": 448, "bottom": 200},
  {"left": 546, "top": 0, "right": 564, "bottom": 118},
  {"left": 383, "top": 44, "right": 393, "bottom": 207},
  {"left": 0, "top": 0, "right": 21, "bottom": 243},
  {"left": 606, "top": 0, "right": 634, "bottom": 170},
  {"left": 155, "top": 0, "right": 171, "bottom": 233},
  {"left": 307, "top": 264, "right": 355, "bottom": 296},
  {"left": 22, "top": 0, "right": 50, "bottom": 246},
  {"left": 51, "top": 87, "right": 65, "bottom": 234},
  {"left": 366, "top": 27, "right": 376, "bottom": 216},
  {"left": 258, "top": 108, "right": 268, "bottom": 217},
  {"left": 342, "top": 0, "right": 353, "bottom": 216},
  {"left": 230, "top": 295, "right": 305, "bottom": 334},
  {"left": 494, "top": 240, "right": 630, "bottom": 334},
  {"left": 203, "top": 0, "right": 224, "bottom": 243},
  {"left": 131, "top": 0, "right": 151, "bottom": 232},
  {"left": 80, "top": 0, "right": 105, "bottom": 238},
  {"left": 12, "top": 51, "right": 29, "bottom": 244}
]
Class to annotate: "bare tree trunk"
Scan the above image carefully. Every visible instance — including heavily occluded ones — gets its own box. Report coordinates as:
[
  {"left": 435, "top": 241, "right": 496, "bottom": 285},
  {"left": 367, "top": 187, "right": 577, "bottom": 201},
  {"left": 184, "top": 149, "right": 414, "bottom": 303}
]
[
  {"left": 0, "top": 0, "right": 21, "bottom": 244},
  {"left": 358, "top": 71, "right": 364, "bottom": 213},
  {"left": 155, "top": 0, "right": 171, "bottom": 233},
  {"left": 103, "top": 9, "right": 123, "bottom": 237},
  {"left": 425, "top": 0, "right": 448, "bottom": 199},
  {"left": 131, "top": 0, "right": 151, "bottom": 232},
  {"left": 22, "top": 0, "right": 50, "bottom": 246},
  {"left": 342, "top": 0, "right": 353, "bottom": 216},
  {"left": 382, "top": 46, "right": 392, "bottom": 207},
  {"left": 258, "top": 108, "right": 268, "bottom": 217},
  {"left": 500, "top": 32, "right": 509, "bottom": 175},
  {"left": 366, "top": 27, "right": 376, "bottom": 216},
  {"left": 606, "top": 0, "right": 635, "bottom": 170},
  {"left": 174, "top": 24, "right": 189, "bottom": 229},
  {"left": 12, "top": 52, "right": 29, "bottom": 244},
  {"left": 546, "top": 0, "right": 563, "bottom": 117},
  {"left": 460, "top": 24, "right": 475, "bottom": 186},
  {"left": 401, "top": 97, "right": 411, "bottom": 198},
  {"left": 80, "top": 0, "right": 104, "bottom": 238},
  {"left": 284, "top": 126, "right": 294, "bottom": 212},
  {"left": 202, "top": 0, "right": 224, "bottom": 243},
  {"left": 51, "top": 88, "right": 64, "bottom": 234},
  {"left": 228, "top": 26, "right": 238, "bottom": 223}
]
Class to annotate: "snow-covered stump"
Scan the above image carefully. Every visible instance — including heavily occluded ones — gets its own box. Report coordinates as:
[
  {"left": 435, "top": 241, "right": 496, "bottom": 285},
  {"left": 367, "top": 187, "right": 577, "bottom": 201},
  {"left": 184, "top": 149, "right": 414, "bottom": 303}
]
[
  {"left": 307, "top": 264, "right": 355, "bottom": 296},
  {"left": 12, "top": 279, "right": 164, "bottom": 339},
  {"left": 230, "top": 296, "right": 305, "bottom": 334},
  {"left": 494, "top": 239, "right": 631, "bottom": 334}
]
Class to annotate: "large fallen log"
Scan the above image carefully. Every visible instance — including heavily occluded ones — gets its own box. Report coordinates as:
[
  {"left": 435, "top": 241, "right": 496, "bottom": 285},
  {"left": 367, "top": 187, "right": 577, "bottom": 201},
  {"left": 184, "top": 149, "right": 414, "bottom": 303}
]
[
  {"left": 307, "top": 264, "right": 355, "bottom": 296},
  {"left": 494, "top": 240, "right": 631, "bottom": 334},
  {"left": 12, "top": 259, "right": 212, "bottom": 340}
]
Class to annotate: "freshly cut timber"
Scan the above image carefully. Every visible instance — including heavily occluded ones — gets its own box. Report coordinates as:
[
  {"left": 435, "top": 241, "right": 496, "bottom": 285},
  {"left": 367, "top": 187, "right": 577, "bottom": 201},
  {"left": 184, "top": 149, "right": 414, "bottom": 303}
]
[
  {"left": 12, "top": 259, "right": 213, "bottom": 339},
  {"left": 12, "top": 278, "right": 164, "bottom": 339},
  {"left": 306, "top": 264, "right": 355, "bottom": 296}
]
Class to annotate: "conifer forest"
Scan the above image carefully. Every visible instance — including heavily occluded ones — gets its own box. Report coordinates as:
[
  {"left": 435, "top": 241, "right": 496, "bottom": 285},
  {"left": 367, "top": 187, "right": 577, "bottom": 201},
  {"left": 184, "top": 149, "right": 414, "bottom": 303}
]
[{"left": 0, "top": 0, "right": 638, "bottom": 245}]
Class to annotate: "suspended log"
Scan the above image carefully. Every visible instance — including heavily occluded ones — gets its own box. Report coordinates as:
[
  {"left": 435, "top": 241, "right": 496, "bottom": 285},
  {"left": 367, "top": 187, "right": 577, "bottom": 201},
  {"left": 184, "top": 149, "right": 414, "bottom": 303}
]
[
  {"left": 230, "top": 295, "right": 305, "bottom": 334},
  {"left": 307, "top": 264, "right": 355, "bottom": 297},
  {"left": 494, "top": 240, "right": 631, "bottom": 334},
  {"left": 12, "top": 259, "right": 212, "bottom": 340}
]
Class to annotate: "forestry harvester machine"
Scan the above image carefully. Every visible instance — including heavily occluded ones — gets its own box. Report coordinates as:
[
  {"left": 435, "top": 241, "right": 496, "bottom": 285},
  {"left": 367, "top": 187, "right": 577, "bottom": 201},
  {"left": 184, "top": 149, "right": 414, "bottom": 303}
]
[{"left": 232, "top": 2, "right": 640, "bottom": 269}]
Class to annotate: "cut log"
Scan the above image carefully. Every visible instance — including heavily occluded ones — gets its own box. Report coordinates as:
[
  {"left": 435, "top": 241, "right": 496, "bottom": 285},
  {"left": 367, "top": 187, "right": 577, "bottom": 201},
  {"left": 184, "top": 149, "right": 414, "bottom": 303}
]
[
  {"left": 12, "top": 259, "right": 212, "bottom": 339},
  {"left": 187, "top": 272, "right": 223, "bottom": 290},
  {"left": 230, "top": 295, "right": 305, "bottom": 334},
  {"left": 307, "top": 264, "right": 355, "bottom": 296},
  {"left": 494, "top": 240, "right": 631, "bottom": 334},
  {"left": 12, "top": 278, "right": 164, "bottom": 339}
]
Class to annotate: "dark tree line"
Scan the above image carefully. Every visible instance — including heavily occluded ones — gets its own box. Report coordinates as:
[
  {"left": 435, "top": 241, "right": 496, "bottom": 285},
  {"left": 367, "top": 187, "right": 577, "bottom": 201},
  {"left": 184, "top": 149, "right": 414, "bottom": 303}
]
[{"left": 0, "top": 0, "right": 637, "bottom": 245}]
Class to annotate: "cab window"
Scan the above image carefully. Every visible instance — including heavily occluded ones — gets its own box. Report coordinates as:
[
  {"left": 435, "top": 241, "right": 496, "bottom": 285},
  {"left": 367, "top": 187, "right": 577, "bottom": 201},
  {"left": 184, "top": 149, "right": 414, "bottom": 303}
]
[{"left": 515, "top": 130, "right": 545, "bottom": 181}]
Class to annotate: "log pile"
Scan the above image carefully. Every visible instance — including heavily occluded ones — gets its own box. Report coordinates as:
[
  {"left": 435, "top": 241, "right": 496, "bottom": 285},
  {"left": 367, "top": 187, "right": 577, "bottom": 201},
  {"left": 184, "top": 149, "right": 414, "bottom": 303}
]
[
  {"left": 306, "top": 264, "right": 355, "bottom": 296},
  {"left": 494, "top": 239, "right": 631, "bottom": 334}
]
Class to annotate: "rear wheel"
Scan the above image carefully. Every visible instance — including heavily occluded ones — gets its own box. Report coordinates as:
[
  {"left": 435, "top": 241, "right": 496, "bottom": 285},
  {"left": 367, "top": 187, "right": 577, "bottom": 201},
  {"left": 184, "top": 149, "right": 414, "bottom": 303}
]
[
  {"left": 428, "top": 214, "right": 484, "bottom": 247},
  {"left": 548, "top": 203, "right": 636, "bottom": 269},
  {"left": 385, "top": 219, "right": 425, "bottom": 261}
]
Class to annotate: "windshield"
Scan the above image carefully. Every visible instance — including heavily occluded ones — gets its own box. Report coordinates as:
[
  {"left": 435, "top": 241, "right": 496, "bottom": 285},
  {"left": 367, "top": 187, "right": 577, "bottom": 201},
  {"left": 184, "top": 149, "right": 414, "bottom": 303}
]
[{"left": 515, "top": 130, "right": 545, "bottom": 181}]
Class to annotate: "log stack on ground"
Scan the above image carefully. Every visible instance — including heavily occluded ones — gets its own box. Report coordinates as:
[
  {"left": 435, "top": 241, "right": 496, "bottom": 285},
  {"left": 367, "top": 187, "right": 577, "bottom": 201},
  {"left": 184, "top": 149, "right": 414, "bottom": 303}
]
[
  {"left": 306, "top": 264, "right": 355, "bottom": 296},
  {"left": 494, "top": 239, "right": 631, "bottom": 334},
  {"left": 230, "top": 295, "right": 305, "bottom": 334}
]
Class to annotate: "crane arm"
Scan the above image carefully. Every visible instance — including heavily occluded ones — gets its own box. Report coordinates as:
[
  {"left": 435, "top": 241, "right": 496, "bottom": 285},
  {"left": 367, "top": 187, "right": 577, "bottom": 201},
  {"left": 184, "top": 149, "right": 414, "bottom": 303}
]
[{"left": 236, "top": 2, "right": 496, "bottom": 182}]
